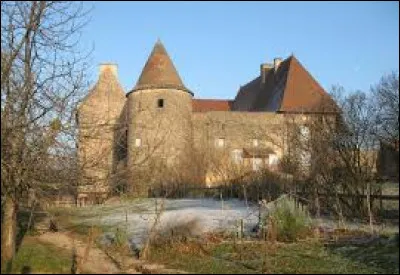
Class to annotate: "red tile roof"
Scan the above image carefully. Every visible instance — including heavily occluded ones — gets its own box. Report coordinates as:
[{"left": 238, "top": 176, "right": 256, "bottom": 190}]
[
  {"left": 128, "top": 42, "right": 337, "bottom": 114},
  {"left": 192, "top": 99, "right": 233, "bottom": 112},
  {"left": 279, "top": 56, "right": 338, "bottom": 113},
  {"left": 232, "top": 56, "right": 339, "bottom": 114}
]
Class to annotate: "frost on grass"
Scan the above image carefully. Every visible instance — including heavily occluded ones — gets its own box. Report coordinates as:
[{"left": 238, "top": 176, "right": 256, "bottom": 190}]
[{"left": 73, "top": 198, "right": 259, "bottom": 247}]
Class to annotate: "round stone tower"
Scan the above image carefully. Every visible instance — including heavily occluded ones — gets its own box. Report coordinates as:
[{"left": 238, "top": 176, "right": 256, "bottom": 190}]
[{"left": 126, "top": 40, "right": 193, "bottom": 196}]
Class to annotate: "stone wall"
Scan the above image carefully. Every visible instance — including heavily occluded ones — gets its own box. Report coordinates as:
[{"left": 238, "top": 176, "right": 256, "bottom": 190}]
[{"left": 192, "top": 111, "right": 287, "bottom": 185}]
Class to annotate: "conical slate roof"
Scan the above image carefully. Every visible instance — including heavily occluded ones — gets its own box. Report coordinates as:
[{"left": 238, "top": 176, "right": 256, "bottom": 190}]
[{"left": 131, "top": 40, "right": 192, "bottom": 95}]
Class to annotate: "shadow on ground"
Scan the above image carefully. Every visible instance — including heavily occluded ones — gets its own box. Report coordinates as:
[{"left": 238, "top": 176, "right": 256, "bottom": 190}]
[{"left": 326, "top": 233, "right": 399, "bottom": 274}]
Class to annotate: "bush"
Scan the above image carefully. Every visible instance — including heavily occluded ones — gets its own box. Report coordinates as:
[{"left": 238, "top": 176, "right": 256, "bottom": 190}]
[
  {"left": 267, "top": 195, "right": 312, "bottom": 242},
  {"left": 113, "top": 227, "right": 128, "bottom": 247},
  {"left": 152, "top": 218, "right": 201, "bottom": 246}
]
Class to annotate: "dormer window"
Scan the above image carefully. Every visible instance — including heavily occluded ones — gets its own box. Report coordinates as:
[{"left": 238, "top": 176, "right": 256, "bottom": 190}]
[{"left": 157, "top": 99, "right": 164, "bottom": 108}]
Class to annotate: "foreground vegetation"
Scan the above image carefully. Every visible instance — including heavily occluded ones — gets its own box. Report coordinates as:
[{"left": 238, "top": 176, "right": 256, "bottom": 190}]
[
  {"left": 3, "top": 231, "right": 397, "bottom": 274},
  {"left": 149, "top": 236, "right": 399, "bottom": 274},
  {"left": 2, "top": 195, "right": 398, "bottom": 274},
  {"left": 1, "top": 236, "right": 71, "bottom": 274}
]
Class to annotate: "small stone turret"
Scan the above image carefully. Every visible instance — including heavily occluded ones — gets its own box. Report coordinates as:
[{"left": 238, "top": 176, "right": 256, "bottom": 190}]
[{"left": 126, "top": 40, "right": 193, "bottom": 196}]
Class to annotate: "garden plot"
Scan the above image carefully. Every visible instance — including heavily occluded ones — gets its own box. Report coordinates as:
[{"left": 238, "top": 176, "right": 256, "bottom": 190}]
[
  {"left": 61, "top": 197, "right": 398, "bottom": 249},
  {"left": 70, "top": 198, "right": 260, "bottom": 247}
]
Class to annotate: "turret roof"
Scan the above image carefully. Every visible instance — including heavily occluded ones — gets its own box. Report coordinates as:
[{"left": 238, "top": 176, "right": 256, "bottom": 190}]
[{"left": 130, "top": 40, "right": 192, "bottom": 95}]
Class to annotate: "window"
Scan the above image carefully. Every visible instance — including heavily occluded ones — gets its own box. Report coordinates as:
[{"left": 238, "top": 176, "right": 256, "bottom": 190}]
[
  {"left": 252, "top": 158, "right": 263, "bottom": 171},
  {"left": 157, "top": 99, "right": 164, "bottom": 108},
  {"left": 300, "top": 125, "right": 310, "bottom": 141},
  {"left": 300, "top": 151, "right": 311, "bottom": 167},
  {"left": 216, "top": 138, "right": 225, "bottom": 148},
  {"left": 268, "top": 154, "right": 279, "bottom": 166},
  {"left": 231, "top": 149, "right": 243, "bottom": 164},
  {"left": 135, "top": 138, "right": 141, "bottom": 147},
  {"left": 253, "top": 139, "right": 259, "bottom": 147}
]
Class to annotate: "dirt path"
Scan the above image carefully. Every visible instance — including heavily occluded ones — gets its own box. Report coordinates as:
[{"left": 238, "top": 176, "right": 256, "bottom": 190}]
[
  {"left": 37, "top": 232, "right": 128, "bottom": 274},
  {"left": 37, "top": 231, "right": 188, "bottom": 274}
]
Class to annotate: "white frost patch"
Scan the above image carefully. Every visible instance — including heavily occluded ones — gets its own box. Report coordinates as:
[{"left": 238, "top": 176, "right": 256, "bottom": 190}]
[{"left": 76, "top": 198, "right": 259, "bottom": 247}]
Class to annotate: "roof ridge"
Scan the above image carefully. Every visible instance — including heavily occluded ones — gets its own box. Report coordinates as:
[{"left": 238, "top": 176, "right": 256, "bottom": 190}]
[{"left": 193, "top": 98, "right": 234, "bottom": 101}]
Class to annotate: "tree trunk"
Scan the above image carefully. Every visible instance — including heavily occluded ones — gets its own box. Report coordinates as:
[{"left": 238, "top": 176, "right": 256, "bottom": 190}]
[
  {"left": 1, "top": 196, "right": 17, "bottom": 266},
  {"left": 314, "top": 187, "right": 321, "bottom": 218}
]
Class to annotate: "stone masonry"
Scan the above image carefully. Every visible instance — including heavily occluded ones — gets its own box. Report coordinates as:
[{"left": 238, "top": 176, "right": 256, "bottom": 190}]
[{"left": 77, "top": 40, "right": 339, "bottom": 198}]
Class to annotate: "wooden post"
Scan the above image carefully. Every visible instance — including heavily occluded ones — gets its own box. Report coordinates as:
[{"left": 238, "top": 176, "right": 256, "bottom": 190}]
[
  {"left": 379, "top": 186, "right": 383, "bottom": 213},
  {"left": 233, "top": 230, "right": 237, "bottom": 252},
  {"left": 258, "top": 203, "right": 261, "bottom": 239},
  {"left": 262, "top": 230, "right": 268, "bottom": 273},
  {"left": 240, "top": 219, "right": 244, "bottom": 260},
  {"left": 264, "top": 223, "right": 267, "bottom": 241},
  {"left": 236, "top": 220, "right": 241, "bottom": 239},
  {"left": 220, "top": 189, "right": 224, "bottom": 210},
  {"left": 240, "top": 219, "right": 244, "bottom": 239}
]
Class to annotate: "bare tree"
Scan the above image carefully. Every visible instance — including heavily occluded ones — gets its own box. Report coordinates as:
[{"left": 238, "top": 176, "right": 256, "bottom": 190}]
[
  {"left": 1, "top": 1, "right": 91, "bottom": 265},
  {"left": 372, "top": 71, "right": 399, "bottom": 144},
  {"left": 283, "top": 84, "right": 386, "bottom": 227}
]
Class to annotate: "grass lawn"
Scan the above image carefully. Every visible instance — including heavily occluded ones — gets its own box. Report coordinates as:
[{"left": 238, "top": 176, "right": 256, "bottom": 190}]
[
  {"left": 2, "top": 236, "right": 72, "bottom": 274},
  {"left": 149, "top": 237, "right": 399, "bottom": 274},
  {"left": 49, "top": 206, "right": 116, "bottom": 236}
]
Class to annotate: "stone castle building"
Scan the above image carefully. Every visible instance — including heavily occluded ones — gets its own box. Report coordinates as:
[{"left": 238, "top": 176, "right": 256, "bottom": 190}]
[{"left": 76, "top": 40, "right": 338, "bottom": 200}]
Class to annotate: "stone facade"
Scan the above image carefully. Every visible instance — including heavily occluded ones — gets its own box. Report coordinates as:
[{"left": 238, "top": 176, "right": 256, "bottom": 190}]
[
  {"left": 77, "top": 40, "right": 338, "bottom": 198},
  {"left": 76, "top": 64, "right": 126, "bottom": 195},
  {"left": 192, "top": 111, "right": 287, "bottom": 185}
]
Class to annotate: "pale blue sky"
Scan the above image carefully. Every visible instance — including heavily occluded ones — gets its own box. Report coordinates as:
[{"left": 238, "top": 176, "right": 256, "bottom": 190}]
[{"left": 81, "top": 1, "right": 399, "bottom": 99}]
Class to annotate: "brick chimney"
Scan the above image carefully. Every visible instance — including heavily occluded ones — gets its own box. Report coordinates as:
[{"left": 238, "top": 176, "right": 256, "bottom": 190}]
[
  {"left": 273, "top": 58, "right": 282, "bottom": 71},
  {"left": 99, "top": 63, "right": 118, "bottom": 77},
  {"left": 260, "top": 62, "right": 273, "bottom": 85}
]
